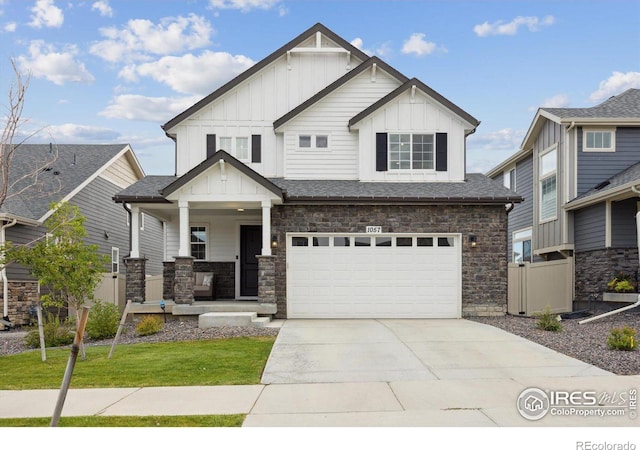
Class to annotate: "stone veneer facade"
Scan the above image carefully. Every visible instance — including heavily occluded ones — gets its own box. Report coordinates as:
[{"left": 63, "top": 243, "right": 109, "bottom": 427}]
[
  {"left": 163, "top": 261, "right": 236, "bottom": 300},
  {"left": 270, "top": 204, "right": 509, "bottom": 319},
  {"left": 574, "top": 248, "right": 639, "bottom": 310},
  {"left": 0, "top": 281, "right": 40, "bottom": 326},
  {"left": 124, "top": 257, "right": 146, "bottom": 303}
]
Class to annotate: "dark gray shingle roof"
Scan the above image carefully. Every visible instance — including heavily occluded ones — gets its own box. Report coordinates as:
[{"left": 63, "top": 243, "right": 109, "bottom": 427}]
[
  {"left": 568, "top": 161, "right": 640, "bottom": 205},
  {"left": 542, "top": 89, "right": 640, "bottom": 119},
  {"left": 1, "top": 144, "right": 129, "bottom": 220},
  {"left": 113, "top": 175, "right": 178, "bottom": 202},
  {"left": 270, "top": 173, "right": 522, "bottom": 204}
]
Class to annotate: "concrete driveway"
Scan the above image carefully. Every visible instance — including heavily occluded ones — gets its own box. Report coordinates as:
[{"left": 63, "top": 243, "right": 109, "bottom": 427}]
[{"left": 261, "top": 319, "right": 611, "bottom": 384}]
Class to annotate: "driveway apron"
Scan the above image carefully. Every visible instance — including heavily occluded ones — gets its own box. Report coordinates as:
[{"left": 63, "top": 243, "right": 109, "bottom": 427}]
[{"left": 260, "top": 319, "right": 611, "bottom": 384}]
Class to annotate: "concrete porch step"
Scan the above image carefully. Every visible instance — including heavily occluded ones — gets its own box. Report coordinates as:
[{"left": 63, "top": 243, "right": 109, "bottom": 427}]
[{"left": 198, "top": 312, "right": 272, "bottom": 328}]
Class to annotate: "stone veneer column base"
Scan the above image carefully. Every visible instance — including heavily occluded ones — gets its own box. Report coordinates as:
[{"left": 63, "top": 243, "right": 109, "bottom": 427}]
[
  {"left": 124, "top": 257, "right": 146, "bottom": 303},
  {"left": 174, "top": 256, "right": 195, "bottom": 305},
  {"left": 257, "top": 255, "right": 276, "bottom": 306}
]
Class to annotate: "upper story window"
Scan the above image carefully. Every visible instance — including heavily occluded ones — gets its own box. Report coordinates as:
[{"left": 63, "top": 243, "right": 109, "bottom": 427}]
[
  {"left": 389, "top": 133, "right": 434, "bottom": 170},
  {"left": 504, "top": 167, "right": 516, "bottom": 190},
  {"left": 539, "top": 146, "right": 557, "bottom": 222},
  {"left": 219, "top": 136, "right": 250, "bottom": 161},
  {"left": 583, "top": 128, "right": 615, "bottom": 152},
  {"left": 299, "top": 134, "right": 328, "bottom": 149}
]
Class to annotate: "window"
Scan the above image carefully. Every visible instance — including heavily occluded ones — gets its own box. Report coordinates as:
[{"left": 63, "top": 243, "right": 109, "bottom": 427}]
[
  {"left": 292, "top": 237, "right": 309, "bottom": 247},
  {"left": 298, "top": 134, "right": 328, "bottom": 149},
  {"left": 313, "top": 237, "right": 329, "bottom": 247},
  {"left": 190, "top": 226, "right": 207, "bottom": 260},
  {"left": 334, "top": 237, "right": 350, "bottom": 247},
  {"left": 389, "top": 133, "right": 434, "bottom": 170},
  {"left": 539, "top": 147, "right": 557, "bottom": 221},
  {"left": 219, "top": 137, "right": 250, "bottom": 161},
  {"left": 354, "top": 237, "right": 371, "bottom": 247},
  {"left": 299, "top": 135, "right": 311, "bottom": 148},
  {"left": 376, "top": 237, "right": 392, "bottom": 247},
  {"left": 504, "top": 167, "right": 515, "bottom": 190},
  {"left": 396, "top": 237, "right": 413, "bottom": 247},
  {"left": 438, "top": 237, "right": 454, "bottom": 247},
  {"left": 584, "top": 129, "right": 615, "bottom": 152},
  {"left": 417, "top": 237, "right": 433, "bottom": 247},
  {"left": 512, "top": 228, "right": 532, "bottom": 263},
  {"left": 111, "top": 247, "right": 120, "bottom": 273}
]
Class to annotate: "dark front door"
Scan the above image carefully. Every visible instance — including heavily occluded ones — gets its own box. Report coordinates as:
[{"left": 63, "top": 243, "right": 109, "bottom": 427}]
[{"left": 240, "top": 225, "right": 262, "bottom": 297}]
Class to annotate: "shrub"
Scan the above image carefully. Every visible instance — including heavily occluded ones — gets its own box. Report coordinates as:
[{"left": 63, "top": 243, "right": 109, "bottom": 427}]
[
  {"left": 135, "top": 315, "right": 164, "bottom": 336},
  {"left": 24, "top": 312, "right": 75, "bottom": 348},
  {"left": 607, "top": 326, "right": 637, "bottom": 351},
  {"left": 535, "top": 306, "right": 563, "bottom": 332},
  {"left": 607, "top": 272, "right": 636, "bottom": 293},
  {"left": 85, "top": 300, "right": 120, "bottom": 340}
]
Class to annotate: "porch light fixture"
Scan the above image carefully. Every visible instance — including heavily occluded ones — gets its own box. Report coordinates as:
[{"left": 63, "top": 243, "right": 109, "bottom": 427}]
[
  {"left": 271, "top": 235, "right": 278, "bottom": 249},
  {"left": 469, "top": 235, "right": 478, "bottom": 247}
]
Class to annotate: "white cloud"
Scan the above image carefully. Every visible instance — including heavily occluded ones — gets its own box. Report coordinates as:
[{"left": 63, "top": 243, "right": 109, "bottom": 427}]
[
  {"left": 90, "top": 14, "right": 213, "bottom": 63},
  {"left": 99, "top": 94, "right": 200, "bottom": 122},
  {"left": 350, "top": 37, "right": 372, "bottom": 56},
  {"left": 3, "top": 21, "right": 16, "bottom": 32},
  {"left": 401, "top": 33, "right": 443, "bottom": 57},
  {"left": 208, "top": 0, "right": 281, "bottom": 12},
  {"left": 45, "top": 123, "right": 121, "bottom": 141},
  {"left": 124, "top": 51, "right": 255, "bottom": 96},
  {"left": 467, "top": 128, "right": 527, "bottom": 174},
  {"left": 17, "top": 40, "right": 94, "bottom": 85},
  {"left": 473, "top": 15, "right": 555, "bottom": 37},
  {"left": 29, "top": 0, "right": 64, "bottom": 28},
  {"left": 541, "top": 93, "right": 570, "bottom": 108},
  {"left": 92, "top": 0, "right": 113, "bottom": 17},
  {"left": 350, "top": 37, "right": 391, "bottom": 58},
  {"left": 589, "top": 71, "right": 640, "bottom": 102}
]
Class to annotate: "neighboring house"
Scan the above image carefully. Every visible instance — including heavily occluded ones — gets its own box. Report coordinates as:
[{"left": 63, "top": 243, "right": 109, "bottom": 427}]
[
  {"left": 487, "top": 88, "right": 640, "bottom": 312},
  {"left": 114, "top": 23, "right": 521, "bottom": 320},
  {"left": 0, "top": 144, "right": 164, "bottom": 327}
]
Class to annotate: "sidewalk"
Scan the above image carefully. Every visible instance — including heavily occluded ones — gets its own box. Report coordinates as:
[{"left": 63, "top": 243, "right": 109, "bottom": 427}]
[{"left": 1, "top": 375, "right": 639, "bottom": 426}]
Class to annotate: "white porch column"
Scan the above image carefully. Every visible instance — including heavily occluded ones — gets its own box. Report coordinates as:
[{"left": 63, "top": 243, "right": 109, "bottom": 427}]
[
  {"left": 261, "top": 200, "right": 272, "bottom": 256},
  {"left": 130, "top": 205, "right": 140, "bottom": 258},
  {"left": 178, "top": 200, "right": 190, "bottom": 257}
]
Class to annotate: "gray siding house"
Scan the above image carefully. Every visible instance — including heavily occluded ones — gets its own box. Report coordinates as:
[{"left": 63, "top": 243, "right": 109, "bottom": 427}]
[
  {"left": 488, "top": 89, "right": 640, "bottom": 311},
  {"left": 0, "top": 144, "right": 164, "bottom": 327}
]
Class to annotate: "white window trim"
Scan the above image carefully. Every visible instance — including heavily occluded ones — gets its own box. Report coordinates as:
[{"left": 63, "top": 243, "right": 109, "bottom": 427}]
[
  {"left": 388, "top": 132, "right": 436, "bottom": 171},
  {"left": 111, "top": 247, "right": 120, "bottom": 274},
  {"left": 582, "top": 127, "right": 616, "bottom": 152},
  {"left": 219, "top": 136, "right": 251, "bottom": 162},
  {"left": 189, "top": 224, "right": 208, "bottom": 261},
  {"left": 297, "top": 134, "right": 330, "bottom": 150},
  {"left": 503, "top": 166, "right": 516, "bottom": 190},
  {"left": 512, "top": 227, "right": 532, "bottom": 263},
  {"left": 140, "top": 212, "right": 145, "bottom": 231},
  {"left": 539, "top": 145, "right": 558, "bottom": 223}
]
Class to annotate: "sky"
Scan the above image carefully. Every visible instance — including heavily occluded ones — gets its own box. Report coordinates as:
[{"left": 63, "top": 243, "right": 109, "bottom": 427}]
[{"left": 1, "top": 0, "right": 639, "bottom": 177}]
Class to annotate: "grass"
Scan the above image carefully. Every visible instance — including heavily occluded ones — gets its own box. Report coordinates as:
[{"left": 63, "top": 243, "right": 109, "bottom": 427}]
[
  {"left": 0, "top": 336, "right": 275, "bottom": 390},
  {"left": 0, "top": 415, "right": 245, "bottom": 427}
]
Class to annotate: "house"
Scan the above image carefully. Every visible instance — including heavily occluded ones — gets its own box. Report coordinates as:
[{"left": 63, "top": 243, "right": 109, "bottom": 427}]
[
  {"left": 487, "top": 88, "right": 640, "bottom": 313},
  {"left": 0, "top": 144, "right": 164, "bottom": 327},
  {"left": 114, "top": 23, "right": 521, "bottom": 320}
]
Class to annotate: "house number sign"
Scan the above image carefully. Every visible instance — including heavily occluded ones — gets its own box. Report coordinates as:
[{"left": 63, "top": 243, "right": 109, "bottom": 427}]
[{"left": 366, "top": 226, "right": 383, "bottom": 234}]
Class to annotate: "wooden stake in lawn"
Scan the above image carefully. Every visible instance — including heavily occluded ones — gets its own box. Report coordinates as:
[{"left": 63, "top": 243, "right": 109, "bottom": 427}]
[
  {"left": 36, "top": 302, "right": 45, "bottom": 362},
  {"left": 108, "top": 299, "right": 131, "bottom": 359},
  {"left": 50, "top": 305, "right": 90, "bottom": 427}
]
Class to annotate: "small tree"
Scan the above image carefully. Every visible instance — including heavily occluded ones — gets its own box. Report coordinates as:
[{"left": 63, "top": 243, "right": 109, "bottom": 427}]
[{"left": 6, "top": 202, "right": 109, "bottom": 325}]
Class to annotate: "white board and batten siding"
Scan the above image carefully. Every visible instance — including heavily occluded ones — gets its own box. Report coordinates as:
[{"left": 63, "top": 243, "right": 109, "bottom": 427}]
[
  {"left": 282, "top": 70, "right": 401, "bottom": 179},
  {"left": 171, "top": 35, "right": 364, "bottom": 178},
  {"left": 287, "top": 233, "right": 462, "bottom": 319},
  {"left": 357, "top": 90, "right": 469, "bottom": 182}
]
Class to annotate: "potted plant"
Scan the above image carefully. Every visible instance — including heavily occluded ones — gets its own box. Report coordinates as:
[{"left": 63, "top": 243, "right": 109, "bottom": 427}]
[{"left": 604, "top": 272, "right": 638, "bottom": 302}]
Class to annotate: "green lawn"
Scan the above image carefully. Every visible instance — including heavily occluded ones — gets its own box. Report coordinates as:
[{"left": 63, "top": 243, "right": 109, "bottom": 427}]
[
  {"left": 0, "top": 336, "right": 276, "bottom": 390},
  {"left": 0, "top": 414, "right": 245, "bottom": 427}
]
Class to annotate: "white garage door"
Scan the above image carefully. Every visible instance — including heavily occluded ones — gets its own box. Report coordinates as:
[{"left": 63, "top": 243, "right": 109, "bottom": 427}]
[{"left": 286, "top": 233, "right": 461, "bottom": 319}]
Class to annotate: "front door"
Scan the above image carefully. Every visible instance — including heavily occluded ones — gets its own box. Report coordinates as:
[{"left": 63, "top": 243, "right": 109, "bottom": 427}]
[{"left": 240, "top": 225, "right": 262, "bottom": 297}]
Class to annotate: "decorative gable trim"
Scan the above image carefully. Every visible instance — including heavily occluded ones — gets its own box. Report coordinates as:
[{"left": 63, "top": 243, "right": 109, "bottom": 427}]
[
  {"left": 160, "top": 150, "right": 283, "bottom": 200},
  {"left": 348, "top": 78, "right": 480, "bottom": 132},
  {"left": 162, "top": 23, "right": 370, "bottom": 133},
  {"left": 273, "top": 56, "right": 409, "bottom": 130}
]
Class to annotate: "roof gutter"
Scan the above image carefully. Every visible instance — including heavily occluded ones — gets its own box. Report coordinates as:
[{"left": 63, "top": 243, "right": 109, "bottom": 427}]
[{"left": 564, "top": 181, "right": 640, "bottom": 211}]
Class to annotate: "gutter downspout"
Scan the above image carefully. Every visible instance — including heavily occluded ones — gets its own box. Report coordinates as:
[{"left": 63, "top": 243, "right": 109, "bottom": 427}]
[
  {"left": 1, "top": 219, "right": 18, "bottom": 325},
  {"left": 579, "top": 185, "right": 640, "bottom": 324}
]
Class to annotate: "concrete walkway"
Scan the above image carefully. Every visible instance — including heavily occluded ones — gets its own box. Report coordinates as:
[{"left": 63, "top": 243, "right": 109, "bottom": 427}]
[{"left": 1, "top": 319, "right": 638, "bottom": 427}]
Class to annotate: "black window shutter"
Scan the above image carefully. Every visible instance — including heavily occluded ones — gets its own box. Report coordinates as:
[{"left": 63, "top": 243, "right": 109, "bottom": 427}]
[
  {"left": 376, "top": 133, "right": 388, "bottom": 172},
  {"left": 436, "top": 133, "right": 447, "bottom": 172},
  {"left": 251, "top": 135, "right": 261, "bottom": 163},
  {"left": 206, "top": 134, "right": 216, "bottom": 159}
]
